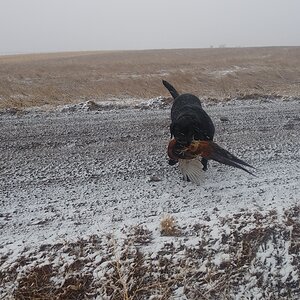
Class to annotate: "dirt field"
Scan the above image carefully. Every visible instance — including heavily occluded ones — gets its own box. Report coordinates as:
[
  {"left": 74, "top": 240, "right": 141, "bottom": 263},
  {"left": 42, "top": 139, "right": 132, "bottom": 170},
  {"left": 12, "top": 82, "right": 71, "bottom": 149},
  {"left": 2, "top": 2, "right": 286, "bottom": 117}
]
[{"left": 0, "top": 46, "right": 300, "bottom": 109}]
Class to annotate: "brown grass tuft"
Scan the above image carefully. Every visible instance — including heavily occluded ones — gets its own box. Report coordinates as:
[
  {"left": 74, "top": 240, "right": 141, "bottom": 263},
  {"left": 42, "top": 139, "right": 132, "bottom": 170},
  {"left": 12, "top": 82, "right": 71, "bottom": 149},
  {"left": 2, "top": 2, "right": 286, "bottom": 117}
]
[{"left": 160, "top": 215, "right": 181, "bottom": 236}]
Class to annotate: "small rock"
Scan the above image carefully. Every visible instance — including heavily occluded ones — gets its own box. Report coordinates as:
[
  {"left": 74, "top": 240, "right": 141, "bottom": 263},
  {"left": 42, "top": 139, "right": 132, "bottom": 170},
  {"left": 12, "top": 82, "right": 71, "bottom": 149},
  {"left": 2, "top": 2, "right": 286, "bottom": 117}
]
[
  {"left": 149, "top": 175, "right": 162, "bottom": 182},
  {"left": 220, "top": 116, "right": 230, "bottom": 122},
  {"left": 84, "top": 100, "right": 101, "bottom": 111}
]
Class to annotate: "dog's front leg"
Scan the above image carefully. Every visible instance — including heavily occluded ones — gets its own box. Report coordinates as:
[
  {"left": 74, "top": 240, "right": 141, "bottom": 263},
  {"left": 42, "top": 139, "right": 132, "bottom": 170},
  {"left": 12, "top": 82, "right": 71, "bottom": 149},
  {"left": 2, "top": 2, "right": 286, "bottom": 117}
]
[{"left": 201, "top": 157, "right": 208, "bottom": 171}]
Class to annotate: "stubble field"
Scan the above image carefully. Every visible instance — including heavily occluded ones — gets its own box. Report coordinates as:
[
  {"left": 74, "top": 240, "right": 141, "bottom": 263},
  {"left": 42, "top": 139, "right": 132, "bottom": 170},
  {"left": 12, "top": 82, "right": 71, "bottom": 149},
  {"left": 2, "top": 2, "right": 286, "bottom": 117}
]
[{"left": 0, "top": 47, "right": 300, "bottom": 110}]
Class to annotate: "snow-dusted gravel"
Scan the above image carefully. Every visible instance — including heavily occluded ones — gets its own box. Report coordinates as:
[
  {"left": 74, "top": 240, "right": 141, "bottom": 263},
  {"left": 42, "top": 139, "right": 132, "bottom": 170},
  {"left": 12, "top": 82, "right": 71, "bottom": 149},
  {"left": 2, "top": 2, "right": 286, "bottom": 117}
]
[
  {"left": 1, "top": 98, "right": 300, "bottom": 298},
  {"left": 1, "top": 98, "right": 299, "bottom": 248}
]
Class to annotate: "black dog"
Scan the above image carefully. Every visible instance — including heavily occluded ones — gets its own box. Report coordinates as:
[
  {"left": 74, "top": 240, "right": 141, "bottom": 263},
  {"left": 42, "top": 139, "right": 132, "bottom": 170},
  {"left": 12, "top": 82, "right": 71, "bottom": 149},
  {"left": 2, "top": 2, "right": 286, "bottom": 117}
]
[{"left": 163, "top": 80, "right": 215, "bottom": 171}]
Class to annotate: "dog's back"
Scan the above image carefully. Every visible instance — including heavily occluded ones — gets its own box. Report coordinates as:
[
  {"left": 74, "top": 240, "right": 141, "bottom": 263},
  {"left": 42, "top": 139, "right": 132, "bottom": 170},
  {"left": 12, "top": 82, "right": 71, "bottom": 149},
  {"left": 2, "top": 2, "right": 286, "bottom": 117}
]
[
  {"left": 163, "top": 80, "right": 215, "bottom": 142},
  {"left": 171, "top": 93, "right": 202, "bottom": 123}
]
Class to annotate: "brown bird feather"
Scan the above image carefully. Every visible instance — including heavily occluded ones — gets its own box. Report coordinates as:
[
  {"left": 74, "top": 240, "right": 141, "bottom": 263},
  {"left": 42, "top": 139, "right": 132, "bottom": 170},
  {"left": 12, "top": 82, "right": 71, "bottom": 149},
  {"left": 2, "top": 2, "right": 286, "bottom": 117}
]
[{"left": 168, "top": 139, "right": 255, "bottom": 176}]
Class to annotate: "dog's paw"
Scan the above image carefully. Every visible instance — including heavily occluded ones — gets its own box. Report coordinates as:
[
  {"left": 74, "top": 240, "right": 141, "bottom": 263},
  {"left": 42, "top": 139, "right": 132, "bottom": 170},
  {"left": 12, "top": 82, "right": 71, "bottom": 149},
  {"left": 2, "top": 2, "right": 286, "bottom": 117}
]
[{"left": 168, "top": 159, "right": 178, "bottom": 166}]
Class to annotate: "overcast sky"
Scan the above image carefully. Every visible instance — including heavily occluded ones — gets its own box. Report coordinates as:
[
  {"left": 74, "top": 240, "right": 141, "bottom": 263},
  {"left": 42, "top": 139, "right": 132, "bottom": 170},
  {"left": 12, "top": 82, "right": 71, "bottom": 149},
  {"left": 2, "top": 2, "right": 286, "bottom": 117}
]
[{"left": 0, "top": 0, "right": 299, "bottom": 54}]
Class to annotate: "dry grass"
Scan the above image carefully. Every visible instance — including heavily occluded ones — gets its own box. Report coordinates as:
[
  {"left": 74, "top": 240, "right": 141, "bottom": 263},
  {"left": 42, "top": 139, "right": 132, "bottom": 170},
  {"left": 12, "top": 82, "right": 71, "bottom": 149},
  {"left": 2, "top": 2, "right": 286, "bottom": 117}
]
[
  {"left": 160, "top": 215, "right": 181, "bottom": 236},
  {"left": 1, "top": 47, "right": 300, "bottom": 109},
  {"left": 1, "top": 206, "right": 300, "bottom": 299},
  {"left": 14, "top": 264, "right": 93, "bottom": 300}
]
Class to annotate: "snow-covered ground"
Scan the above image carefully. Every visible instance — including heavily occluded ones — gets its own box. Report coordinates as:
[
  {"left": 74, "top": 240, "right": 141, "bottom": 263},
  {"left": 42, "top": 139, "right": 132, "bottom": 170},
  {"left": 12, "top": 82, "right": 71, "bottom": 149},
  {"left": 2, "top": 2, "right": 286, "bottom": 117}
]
[{"left": 1, "top": 98, "right": 300, "bottom": 298}]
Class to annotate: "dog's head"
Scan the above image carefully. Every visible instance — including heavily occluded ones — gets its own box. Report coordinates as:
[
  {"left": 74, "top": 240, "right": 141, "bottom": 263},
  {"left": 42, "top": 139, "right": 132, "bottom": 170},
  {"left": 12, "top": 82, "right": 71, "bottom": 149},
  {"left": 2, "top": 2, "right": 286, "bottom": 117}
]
[{"left": 170, "top": 115, "right": 198, "bottom": 146}]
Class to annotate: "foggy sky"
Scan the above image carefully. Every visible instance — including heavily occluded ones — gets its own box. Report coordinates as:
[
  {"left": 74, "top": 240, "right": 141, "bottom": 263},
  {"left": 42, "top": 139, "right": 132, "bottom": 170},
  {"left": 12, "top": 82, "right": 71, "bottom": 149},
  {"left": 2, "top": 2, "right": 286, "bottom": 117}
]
[{"left": 0, "top": 0, "right": 299, "bottom": 54}]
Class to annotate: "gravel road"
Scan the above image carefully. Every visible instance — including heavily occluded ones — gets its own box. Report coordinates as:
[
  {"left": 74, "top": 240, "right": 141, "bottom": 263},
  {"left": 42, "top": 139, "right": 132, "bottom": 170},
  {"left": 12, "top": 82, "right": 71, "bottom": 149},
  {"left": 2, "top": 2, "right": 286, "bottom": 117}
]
[{"left": 1, "top": 98, "right": 299, "bottom": 249}]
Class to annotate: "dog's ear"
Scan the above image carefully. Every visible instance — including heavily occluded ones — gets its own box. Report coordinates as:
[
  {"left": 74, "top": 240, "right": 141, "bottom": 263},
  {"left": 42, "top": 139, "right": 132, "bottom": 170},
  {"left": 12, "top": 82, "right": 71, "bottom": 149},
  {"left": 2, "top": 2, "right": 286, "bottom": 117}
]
[
  {"left": 192, "top": 123, "right": 201, "bottom": 137},
  {"left": 188, "top": 126, "right": 195, "bottom": 141},
  {"left": 193, "top": 122, "right": 212, "bottom": 141},
  {"left": 170, "top": 123, "right": 174, "bottom": 138}
]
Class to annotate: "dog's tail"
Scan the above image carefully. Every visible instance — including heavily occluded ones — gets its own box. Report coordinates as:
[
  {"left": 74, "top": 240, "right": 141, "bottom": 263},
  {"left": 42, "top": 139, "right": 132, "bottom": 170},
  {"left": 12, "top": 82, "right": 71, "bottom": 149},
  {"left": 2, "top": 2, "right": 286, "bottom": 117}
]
[{"left": 162, "top": 80, "right": 179, "bottom": 99}]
